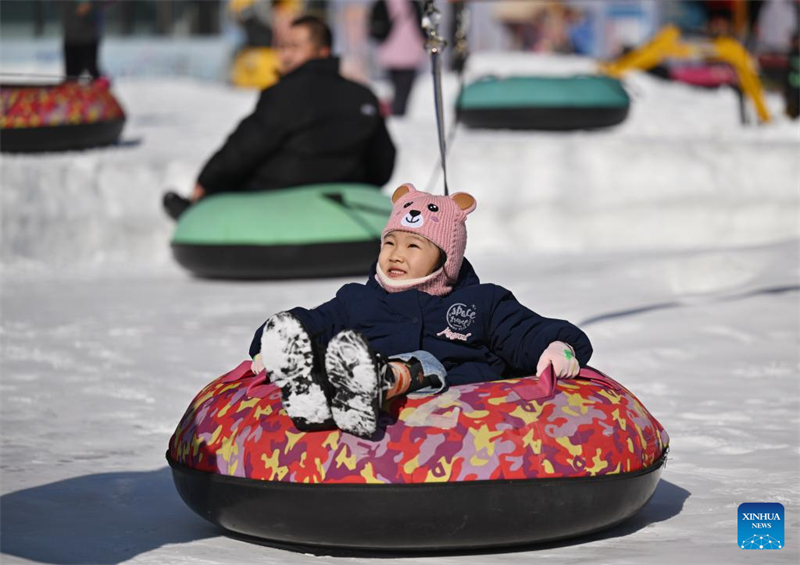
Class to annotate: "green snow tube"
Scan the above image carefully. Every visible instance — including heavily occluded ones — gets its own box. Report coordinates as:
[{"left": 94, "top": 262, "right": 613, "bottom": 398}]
[
  {"left": 171, "top": 184, "right": 391, "bottom": 279},
  {"left": 457, "top": 75, "right": 630, "bottom": 131}
]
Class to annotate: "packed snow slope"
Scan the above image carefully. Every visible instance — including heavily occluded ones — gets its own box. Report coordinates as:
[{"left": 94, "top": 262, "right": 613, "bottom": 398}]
[{"left": 1, "top": 53, "right": 799, "bottom": 564}]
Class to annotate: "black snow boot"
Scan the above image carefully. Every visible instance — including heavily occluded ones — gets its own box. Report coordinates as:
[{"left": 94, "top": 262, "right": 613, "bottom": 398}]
[
  {"left": 325, "top": 332, "right": 442, "bottom": 438},
  {"left": 260, "top": 312, "right": 334, "bottom": 431},
  {"left": 324, "top": 330, "right": 389, "bottom": 439},
  {"left": 162, "top": 191, "right": 192, "bottom": 220}
]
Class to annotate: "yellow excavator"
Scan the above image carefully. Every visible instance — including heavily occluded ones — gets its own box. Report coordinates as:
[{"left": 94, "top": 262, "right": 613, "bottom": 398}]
[
  {"left": 600, "top": 25, "right": 771, "bottom": 123},
  {"left": 228, "top": 0, "right": 298, "bottom": 89}
]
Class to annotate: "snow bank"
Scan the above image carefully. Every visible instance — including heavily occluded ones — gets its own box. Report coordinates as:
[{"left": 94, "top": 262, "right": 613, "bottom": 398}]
[{"left": 1, "top": 53, "right": 798, "bottom": 273}]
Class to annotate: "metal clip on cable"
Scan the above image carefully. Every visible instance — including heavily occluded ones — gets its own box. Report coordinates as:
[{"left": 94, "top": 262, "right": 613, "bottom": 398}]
[{"left": 422, "top": 1, "right": 450, "bottom": 196}]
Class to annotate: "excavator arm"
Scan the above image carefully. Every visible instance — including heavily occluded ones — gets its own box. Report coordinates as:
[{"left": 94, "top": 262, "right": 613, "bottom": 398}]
[{"left": 600, "top": 25, "right": 770, "bottom": 122}]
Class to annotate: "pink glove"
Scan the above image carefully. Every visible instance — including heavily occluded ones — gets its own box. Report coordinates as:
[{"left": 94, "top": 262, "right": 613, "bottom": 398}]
[
  {"left": 536, "top": 341, "right": 580, "bottom": 379},
  {"left": 251, "top": 353, "right": 265, "bottom": 375}
]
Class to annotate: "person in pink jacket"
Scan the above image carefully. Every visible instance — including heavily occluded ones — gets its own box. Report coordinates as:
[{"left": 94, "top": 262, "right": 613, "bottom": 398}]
[{"left": 375, "top": 0, "right": 426, "bottom": 116}]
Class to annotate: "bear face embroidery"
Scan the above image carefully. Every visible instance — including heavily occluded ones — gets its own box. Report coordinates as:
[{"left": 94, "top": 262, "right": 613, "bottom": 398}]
[{"left": 397, "top": 199, "right": 446, "bottom": 230}]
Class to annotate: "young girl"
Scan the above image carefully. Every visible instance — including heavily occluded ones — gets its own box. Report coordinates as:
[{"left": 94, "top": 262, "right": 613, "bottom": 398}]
[{"left": 250, "top": 183, "right": 592, "bottom": 438}]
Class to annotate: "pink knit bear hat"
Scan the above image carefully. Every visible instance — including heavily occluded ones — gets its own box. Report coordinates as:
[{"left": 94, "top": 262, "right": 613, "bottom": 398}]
[{"left": 377, "top": 183, "right": 477, "bottom": 296}]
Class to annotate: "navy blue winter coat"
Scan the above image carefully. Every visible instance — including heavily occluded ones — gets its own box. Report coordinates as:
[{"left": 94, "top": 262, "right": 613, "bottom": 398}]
[{"left": 249, "top": 260, "right": 592, "bottom": 386}]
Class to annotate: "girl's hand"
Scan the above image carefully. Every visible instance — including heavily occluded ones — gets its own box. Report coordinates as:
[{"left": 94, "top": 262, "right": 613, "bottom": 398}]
[
  {"left": 251, "top": 353, "right": 265, "bottom": 374},
  {"left": 536, "top": 341, "right": 580, "bottom": 379}
]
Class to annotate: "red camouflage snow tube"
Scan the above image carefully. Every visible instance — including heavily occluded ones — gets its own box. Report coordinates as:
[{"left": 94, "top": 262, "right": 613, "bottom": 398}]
[
  {"left": 167, "top": 362, "right": 669, "bottom": 550},
  {"left": 0, "top": 80, "right": 125, "bottom": 153}
]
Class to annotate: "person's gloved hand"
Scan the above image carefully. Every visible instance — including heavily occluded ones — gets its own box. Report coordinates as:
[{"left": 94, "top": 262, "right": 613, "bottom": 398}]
[
  {"left": 251, "top": 353, "right": 265, "bottom": 375},
  {"left": 536, "top": 341, "right": 580, "bottom": 379}
]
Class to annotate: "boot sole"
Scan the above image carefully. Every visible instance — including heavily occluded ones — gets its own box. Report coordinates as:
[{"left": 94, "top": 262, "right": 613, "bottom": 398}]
[
  {"left": 325, "top": 330, "right": 381, "bottom": 439},
  {"left": 260, "top": 313, "right": 333, "bottom": 431}
]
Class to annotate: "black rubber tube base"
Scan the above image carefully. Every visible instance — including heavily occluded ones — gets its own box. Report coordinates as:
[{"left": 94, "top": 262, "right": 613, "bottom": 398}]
[
  {"left": 0, "top": 120, "right": 125, "bottom": 153},
  {"left": 459, "top": 106, "right": 630, "bottom": 131},
  {"left": 167, "top": 452, "right": 665, "bottom": 551},
  {"left": 171, "top": 240, "right": 381, "bottom": 280}
]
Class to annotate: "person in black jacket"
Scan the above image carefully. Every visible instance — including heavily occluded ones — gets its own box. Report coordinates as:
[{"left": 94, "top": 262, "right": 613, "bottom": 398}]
[{"left": 164, "top": 15, "right": 396, "bottom": 220}]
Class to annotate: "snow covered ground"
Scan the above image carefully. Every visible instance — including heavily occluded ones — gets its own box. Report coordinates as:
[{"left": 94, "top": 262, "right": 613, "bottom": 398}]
[{"left": 2, "top": 52, "right": 799, "bottom": 564}]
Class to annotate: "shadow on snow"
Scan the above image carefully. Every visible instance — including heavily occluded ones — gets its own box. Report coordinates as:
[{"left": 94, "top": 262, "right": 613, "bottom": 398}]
[{"left": 0, "top": 467, "right": 216, "bottom": 564}]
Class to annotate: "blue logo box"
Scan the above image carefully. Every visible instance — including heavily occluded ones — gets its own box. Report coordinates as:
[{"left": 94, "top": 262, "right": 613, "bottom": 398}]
[{"left": 738, "top": 503, "right": 784, "bottom": 550}]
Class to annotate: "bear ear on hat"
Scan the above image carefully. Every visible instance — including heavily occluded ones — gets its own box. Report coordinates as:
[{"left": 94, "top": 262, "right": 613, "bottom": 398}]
[
  {"left": 391, "top": 183, "right": 417, "bottom": 203},
  {"left": 451, "top": 192, "right": 477, "bottom": 215}
]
